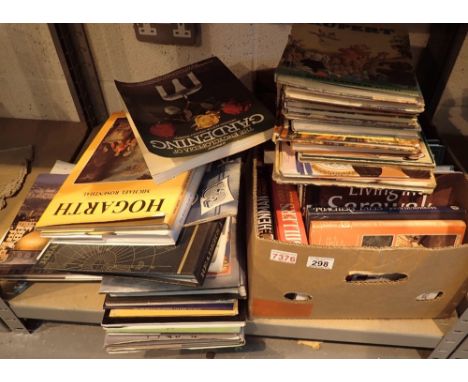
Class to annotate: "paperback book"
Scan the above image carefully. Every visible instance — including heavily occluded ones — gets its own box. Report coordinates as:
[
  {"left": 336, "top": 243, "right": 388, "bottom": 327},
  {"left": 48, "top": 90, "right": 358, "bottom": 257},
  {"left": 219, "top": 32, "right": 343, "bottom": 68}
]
[
  {"left": 184, "top": 158, "right": 241, "bottom": 226},
  {"left": 115, "top": 56, "right": 275, "bottom": 183}
]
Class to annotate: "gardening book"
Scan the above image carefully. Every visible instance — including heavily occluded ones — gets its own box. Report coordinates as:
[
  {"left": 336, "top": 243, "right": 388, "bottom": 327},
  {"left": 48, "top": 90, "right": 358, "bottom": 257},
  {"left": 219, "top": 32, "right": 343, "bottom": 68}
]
[{"left": 115, "top": 57, "right": 275, "bottom": 183}]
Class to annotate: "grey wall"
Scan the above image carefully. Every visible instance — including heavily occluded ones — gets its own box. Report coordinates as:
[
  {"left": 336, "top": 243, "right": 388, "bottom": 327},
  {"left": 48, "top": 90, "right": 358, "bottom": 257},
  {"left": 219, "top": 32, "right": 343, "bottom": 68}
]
[
  {"left": 433, "top": 36, "right": 468, "bottom": 133},
  {"left": 0, "top": 24, "right": 79, "bottom": 121},
  {"left": 84, "top": 23, "right": 291, "bottom": 114},
  {"left": 3, "top": 23, "right": 465, "bottom": 128}
]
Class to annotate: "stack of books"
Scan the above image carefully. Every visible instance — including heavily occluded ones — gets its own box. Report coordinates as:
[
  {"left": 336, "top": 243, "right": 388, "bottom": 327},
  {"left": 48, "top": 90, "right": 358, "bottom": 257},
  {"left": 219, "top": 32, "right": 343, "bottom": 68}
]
[
  {"left": 99, "top": 217, "right": 247, "bottom": 354},
  {"left": 273, "top": 24, "right": 436, "bottom": 193},
  {"left": 0, "top": 56, "right": 275, "bottom": 353},
  {"left": 256, "top": 155, "right": 467, "bottom": 248}
]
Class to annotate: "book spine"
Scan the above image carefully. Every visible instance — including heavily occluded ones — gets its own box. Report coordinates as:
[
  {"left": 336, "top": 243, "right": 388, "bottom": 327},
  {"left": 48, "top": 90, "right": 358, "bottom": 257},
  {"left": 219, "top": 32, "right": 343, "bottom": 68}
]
[
  {"left": 194, "top": 220, "right": 225, "bottom": 285},
  {"left": 256, "top": 164, "right": 275, "bottom": 240},
  {"left": 271, "top": 181, "right": 308, "bottom": 244},
  {"left": 306, "top": 206, "right": 466, "bottom": 222},
  {"left": 308, "top": 219, "right": 466, "bottom": 247},
  {"left": 304, "top": 175, "right": 456, "bottom": 209}
]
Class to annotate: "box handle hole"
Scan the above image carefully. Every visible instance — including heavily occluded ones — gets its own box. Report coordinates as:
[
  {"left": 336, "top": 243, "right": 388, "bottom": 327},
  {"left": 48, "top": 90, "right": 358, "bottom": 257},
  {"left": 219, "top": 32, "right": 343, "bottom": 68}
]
[
  {"left": 416, "top": 291, "right": 444, "bottom": 301},
  {"left": 284, "top": 292, "right": 312, "bottom": 301},
  {"left": 346, "top": 272, "right": 407, "bottom": 283}
]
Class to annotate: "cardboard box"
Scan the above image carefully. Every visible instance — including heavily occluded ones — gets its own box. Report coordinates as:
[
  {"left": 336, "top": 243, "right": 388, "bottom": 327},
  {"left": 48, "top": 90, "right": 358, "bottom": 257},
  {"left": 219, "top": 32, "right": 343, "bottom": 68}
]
[{"left": 247, "top": 160, "right": 468, "bottom": 319}]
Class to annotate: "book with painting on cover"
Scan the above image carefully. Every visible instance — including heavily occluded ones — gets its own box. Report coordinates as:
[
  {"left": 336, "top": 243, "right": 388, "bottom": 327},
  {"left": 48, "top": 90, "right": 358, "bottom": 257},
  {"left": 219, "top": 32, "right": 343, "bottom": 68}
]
[
  {"left": 0, "top": 173, "right": 101, "bottom": 281},
  {"left": 36, "top": 112, "right": 204, "bottom": 246},
  {"left": 115, "top": 56, "right": 275, "bottom": 183},
  {"left": 0, "top": 173, "right": 65, "bottom": 267},
  {"left": 36, "top": 220, "right": 225, "bottom": 286},
  {"left": 276, "top": 24, "right": 424, "bottom": 105},
  {"left": 307, "top": 219, "right": 466, "bottom": 248}
]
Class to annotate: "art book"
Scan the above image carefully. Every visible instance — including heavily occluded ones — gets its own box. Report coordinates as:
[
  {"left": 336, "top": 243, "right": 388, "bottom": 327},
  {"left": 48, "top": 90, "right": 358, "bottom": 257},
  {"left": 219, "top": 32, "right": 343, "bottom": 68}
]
[
  {"left": 36, "top": 112, "right": 204, "bottom": 245},
  {"left": 184, "top": 157, "right": 241, "bottom": 227},
  {"left": 99, "top": 216, "right": 245, "bottom": 297},
  {"left": 36, "top": 220, "right": 225, "bottom": 286},
  {"left": 308, "top": 219, "right": 466, "bottom": 248},
  {"left": 276, "top": 23, "right": 424, "bottom": 105},
  {"left": 115, "top": 56, "right": 275, "bottom": 183},
  {"left": 0, "top": 173, "right": 66, "bottom": 267}
]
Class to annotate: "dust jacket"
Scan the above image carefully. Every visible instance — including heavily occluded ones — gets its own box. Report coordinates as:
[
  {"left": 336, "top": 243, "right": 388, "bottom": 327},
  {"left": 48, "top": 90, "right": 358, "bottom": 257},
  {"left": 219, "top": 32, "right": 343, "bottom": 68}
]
[
  {"left": 277, "top": 24, "right": 422, "bottom": 96},
  {"left": 36, "top": 113, "right": 203, "bottom": 245},
  {"left": 0, "top": 173, "right": 66, "bottom": 267},
  {"left": 36, "top": 220, "right": 225, "bottom": 286}
]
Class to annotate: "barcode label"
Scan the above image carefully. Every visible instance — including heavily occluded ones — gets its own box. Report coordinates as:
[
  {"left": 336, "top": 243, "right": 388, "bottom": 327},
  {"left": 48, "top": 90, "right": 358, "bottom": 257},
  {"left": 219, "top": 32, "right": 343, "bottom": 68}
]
[
  {"left": 270, "top": 249, "right": 297, "bottom": 264},
  {"left": 306, "top": 256, "right": 334, "bottom": 270}
]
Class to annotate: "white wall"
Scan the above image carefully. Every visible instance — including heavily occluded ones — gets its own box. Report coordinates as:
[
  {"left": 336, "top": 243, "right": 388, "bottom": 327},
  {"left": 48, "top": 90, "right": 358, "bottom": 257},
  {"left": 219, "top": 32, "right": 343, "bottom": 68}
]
[{"left": 0, "top": 24, "right": 79, "bottom": 121}]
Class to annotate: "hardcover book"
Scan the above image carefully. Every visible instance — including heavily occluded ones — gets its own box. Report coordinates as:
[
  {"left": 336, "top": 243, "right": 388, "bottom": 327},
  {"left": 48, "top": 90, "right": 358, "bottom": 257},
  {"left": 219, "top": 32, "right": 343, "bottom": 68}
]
[
  {"left": 256, "top": 162, "right": 275, "bottom": 240},
  {"left": 276, "top": 24, "right": 423, "bottom": 103},
  {"left": 36, "top": 220, "right": 225, "bottom": 286},
  {"left": 115, "top": 56, "right": 275, "bottom": 183},
  {"left": 305, "top": 205, "right": 466, "bottom": 224},
  {"left": 0, "top": 173, "right": 101, "bottom": 281},
  {"left": 36, "top": 112, "right": 204, "bottom": 245},
  {"left": 184, "top": 158, "right": 241, "bottom": 227},
  {"left": 99, "top": 217, "right": 245, "bottom": 297},
  {"left": 302, "top": 171, "right": 463, "bottom": 209},
  {"left": 0, "top": 173, "right": 65, "bottom": 266},
  {"left": 108, "top": 300, "right": 239, "bottom": 318},
  {"left": 271, "top": 180, "right": 308, "bottom": 244},
  {"left": 308, "top": 219, "right": 466, "bottom": 248}
]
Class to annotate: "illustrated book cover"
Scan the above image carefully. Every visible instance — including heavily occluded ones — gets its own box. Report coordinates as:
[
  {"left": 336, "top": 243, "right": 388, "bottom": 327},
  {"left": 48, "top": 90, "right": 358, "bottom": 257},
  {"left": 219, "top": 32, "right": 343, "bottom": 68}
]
[
  {"left": 308, "top": 219, "right": 466, "bottom": 247},
  {"left": 36, "top": 112, "right": 204, "bottom": 245},
  {"left": 276, "top": 23, "right": 423, "bottom": 104},
  {"left": 0, "top": 173, "right": 66, "bottom": 266},
  {"left": 36, "top": 220, "right": 225, "bottom": 286},
  {"left": 184, "top": 157, "right": 241, "bottom": 226},
  {"left": 99, "top": 217, "right": 245, "bottom": 297},
  {"left": 0, "top": 173, "right": 101, "bottom": 281},
  {"left": 115, "top": 56, "right": 275, "bottom": 183}
]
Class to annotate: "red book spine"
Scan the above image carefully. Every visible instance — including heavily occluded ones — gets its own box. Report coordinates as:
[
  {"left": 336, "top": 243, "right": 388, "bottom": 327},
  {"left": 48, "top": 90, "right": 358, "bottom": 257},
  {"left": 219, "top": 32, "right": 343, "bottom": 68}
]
[{"left": 271, "top": 181, "right": 308, "bottom": 244}]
